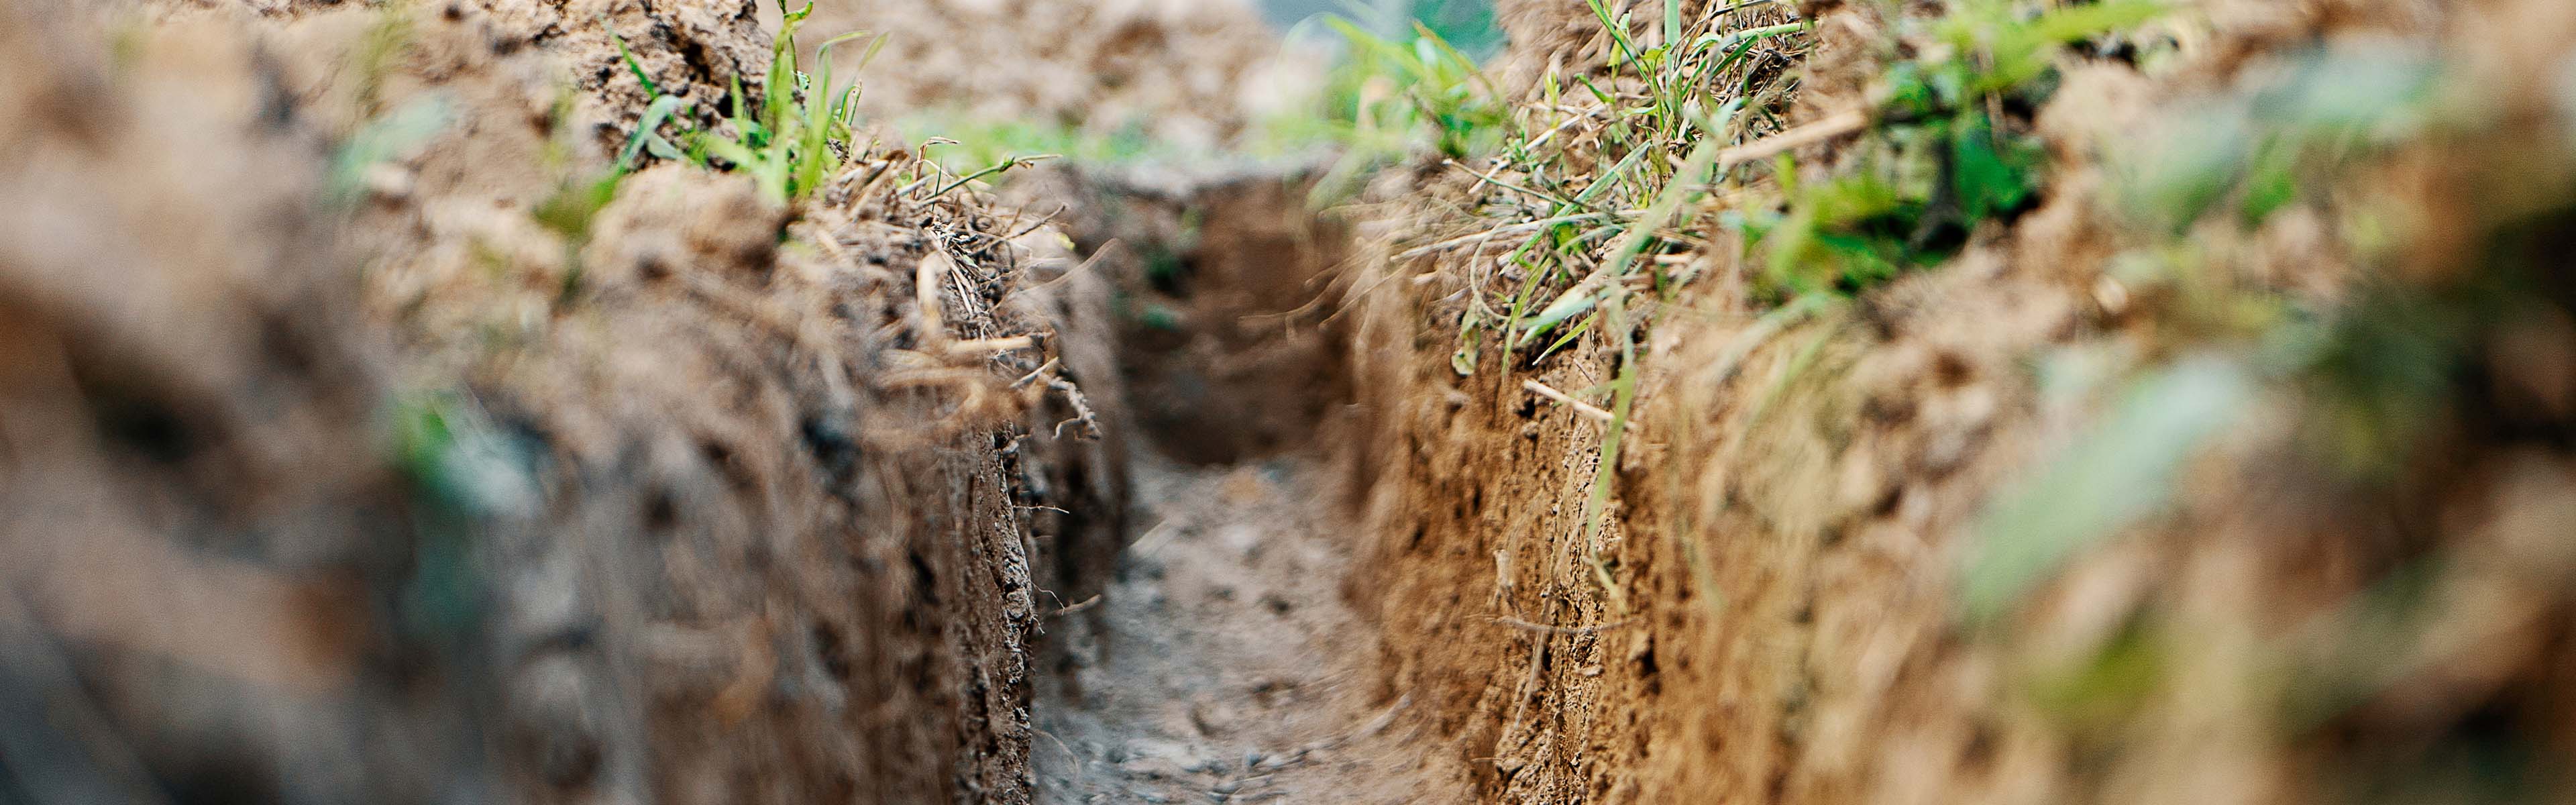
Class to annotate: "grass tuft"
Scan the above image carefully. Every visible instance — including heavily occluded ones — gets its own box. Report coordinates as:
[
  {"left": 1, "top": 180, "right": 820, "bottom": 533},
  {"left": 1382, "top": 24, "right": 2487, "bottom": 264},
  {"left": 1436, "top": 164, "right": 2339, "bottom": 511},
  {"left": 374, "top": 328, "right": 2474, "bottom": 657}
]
[
  {"left": 610, "top": 1, "right": 887, "bottom": 205},
  {"left": 1758, "top": 0, "right": 2166, "bottom": 294}
]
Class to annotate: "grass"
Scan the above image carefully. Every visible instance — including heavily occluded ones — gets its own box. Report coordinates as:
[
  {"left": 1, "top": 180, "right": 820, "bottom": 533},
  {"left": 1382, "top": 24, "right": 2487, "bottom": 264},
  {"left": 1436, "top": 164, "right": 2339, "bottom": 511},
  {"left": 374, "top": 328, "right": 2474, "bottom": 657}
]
[
  {"left": 1362, "top": 0, "right": 1823, "bottom": 607},
  {"left": 329, "top": 94, "right": 453, "bottom": 203},
  {"left": 1322, "top": 15, "right": 1511, "bottom": 162},
  {"left": 594, "top": 0, "right": 1106, "bottom": 219},
  {"left": 685, "top": 3, "right": 881, "bottom": 203},
  {"left": 2122, "top": 44, "right": 2440, "bottom": 233},
  {"left": 1344, "top": 0, "right": 2179, "bottom": 619},
  {"left": 1962, "top": 356, "right": 2255, "bottom": 623},
  {"left": 1946, "top": 7, "right": 2576, "bottom": 643},
  {"left": 607, "top": 0, "right": 967, "bottom": 207},
  {"left": 1395, "top": 1, "right": 1858, "bottom": 373}
]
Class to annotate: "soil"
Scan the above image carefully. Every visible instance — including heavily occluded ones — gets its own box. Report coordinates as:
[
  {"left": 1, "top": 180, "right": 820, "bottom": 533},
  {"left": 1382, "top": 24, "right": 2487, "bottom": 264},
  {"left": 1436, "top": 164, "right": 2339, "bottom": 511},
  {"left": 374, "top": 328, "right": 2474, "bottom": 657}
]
[
  {"left": 1, "top": 1, "right": 1069, "bottom": 801},
  {"left": 11, "top": 0, "right": 2576, "bottom": 803},
  {"left": 0, "top": 3, "right": 1466, "bottom": 798},
  {"left": 1344, "top": 1, "right": 2576, "bottom": 804},
  {"left": 1020, "top": 162, "right": 1472, "bottom": 803},
  {"left": 1017, "top": 164, "right": 1358, "bottom": 466},
  {"left": 1034, "top": 455, "right": 1471, "bottom": 805},
  {"left": 791, "top": 0, "right": 1309, "bottom": 152}
]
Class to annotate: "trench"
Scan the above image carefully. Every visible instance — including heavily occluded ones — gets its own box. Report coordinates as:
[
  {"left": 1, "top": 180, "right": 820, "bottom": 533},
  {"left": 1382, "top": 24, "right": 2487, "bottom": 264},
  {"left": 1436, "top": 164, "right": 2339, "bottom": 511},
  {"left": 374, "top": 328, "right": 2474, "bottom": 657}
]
[{"left": 1022, "top": 169, "right": 1468, "bottom": 804}]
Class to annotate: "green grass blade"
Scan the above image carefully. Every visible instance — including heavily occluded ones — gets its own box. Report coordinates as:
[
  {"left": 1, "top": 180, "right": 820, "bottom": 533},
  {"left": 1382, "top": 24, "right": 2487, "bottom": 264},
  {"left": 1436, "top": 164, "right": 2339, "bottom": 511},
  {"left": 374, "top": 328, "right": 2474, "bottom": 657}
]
[
  {"left": 619, "top": 94, "right": 685, "bottom": 169},
  {"left": 608, "top": 24, "right": 661, "bottom": 98}
]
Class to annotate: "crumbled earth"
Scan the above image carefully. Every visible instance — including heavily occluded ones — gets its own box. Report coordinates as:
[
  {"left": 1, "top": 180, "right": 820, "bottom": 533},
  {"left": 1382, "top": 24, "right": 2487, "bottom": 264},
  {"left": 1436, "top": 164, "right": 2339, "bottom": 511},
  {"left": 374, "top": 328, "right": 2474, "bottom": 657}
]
[
  {"left": 0, "top": 1, "right": 1083, "bottom": 802},
  {"left": 1034, "top": 455, "right": 1472, "bottom": 805},
  {"left": 794, "top": 0, "right": 1309, "bottom": 152},
  {"left": 1347, "top": 1, "right": 2576, "bottom": 803},
  {"left": 1016, "top": 162, "right": 1474, "bottom": 803},
  {"left": 12, "top": 0, "right": 2576, "bottom": 803}
]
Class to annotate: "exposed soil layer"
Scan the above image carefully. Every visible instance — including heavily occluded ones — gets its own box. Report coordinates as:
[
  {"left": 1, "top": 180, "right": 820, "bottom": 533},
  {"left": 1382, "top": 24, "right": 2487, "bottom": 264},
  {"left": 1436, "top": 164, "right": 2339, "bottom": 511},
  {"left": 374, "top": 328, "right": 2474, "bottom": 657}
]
[
  {"left": 1021, "top": 166, "right": 1357, "bottom": 466},
  {"left": 0, "top": 2, "right": 1094, "bottom": 802},
  {"left": 15, "top": 0, "right": 2576, "bottom": 804},
  {"left": 1346, "top": 1, "right": 2576, "bottom": 803},
  {"left": 1020, "top": 164, "right": 1471, "bottom": 803},
  {"left": 144, "top": 0, "right": 772, "bottom": 156}
]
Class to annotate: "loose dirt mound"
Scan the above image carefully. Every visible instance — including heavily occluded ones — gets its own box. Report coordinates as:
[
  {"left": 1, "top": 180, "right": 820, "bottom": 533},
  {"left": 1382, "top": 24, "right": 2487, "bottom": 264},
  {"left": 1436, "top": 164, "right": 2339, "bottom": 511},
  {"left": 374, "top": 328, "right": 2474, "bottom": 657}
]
[
  {"left": 0, "top": 1, "right": 1118, "bottom": 801},
  {"left": 144, "top": 0, "right": 771, "bottom": 154}
]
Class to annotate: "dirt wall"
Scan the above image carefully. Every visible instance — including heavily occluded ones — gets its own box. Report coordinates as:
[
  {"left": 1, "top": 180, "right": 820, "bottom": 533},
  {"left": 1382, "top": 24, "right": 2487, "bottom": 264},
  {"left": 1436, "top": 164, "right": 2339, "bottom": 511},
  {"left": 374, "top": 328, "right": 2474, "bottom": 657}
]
[
  {"left": 1348, "top": 1, "right": 2576, "bottom": 803},
  {"left": 0, "top": 1, "right": 1114, "bottom": 801}
]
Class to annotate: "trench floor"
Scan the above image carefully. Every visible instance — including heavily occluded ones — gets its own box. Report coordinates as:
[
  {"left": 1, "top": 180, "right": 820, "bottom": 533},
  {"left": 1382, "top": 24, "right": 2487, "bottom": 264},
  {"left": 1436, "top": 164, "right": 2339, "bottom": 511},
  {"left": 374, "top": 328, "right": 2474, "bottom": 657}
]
[{"left": 1032, "top": 453, "right": 1468, "bottom": 804}]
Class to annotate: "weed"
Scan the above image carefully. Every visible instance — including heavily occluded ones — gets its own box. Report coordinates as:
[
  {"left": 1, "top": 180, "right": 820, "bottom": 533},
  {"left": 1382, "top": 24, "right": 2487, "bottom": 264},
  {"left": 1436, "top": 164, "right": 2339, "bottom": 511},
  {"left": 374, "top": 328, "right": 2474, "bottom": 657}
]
[
  {"left": 1324, "top": 15, "right": 1509, "bottom": 160},
  {"left": 889, "top": 5, "right": 1507, "bottom": 199},
  {"left": 387, "top": 392, "right": 538, "bottom": 643},
  {"left": 390, "top": 392, "right": 539, "bottom": 520},
  {"left": 688, "top": 4, "right": 883, "bottom": 204},
  {"left": 608, "top": 1, "right": 886, "bottom": 205},
  {"left": 1292, "top": 15, "right": 1515, "bottom": 204},
  {"left": 1460, "top": 0, "right": 1811, "bottom": 358},
  {"left": 1758, "top": 0, "right": 2166, "bottom": 294}
]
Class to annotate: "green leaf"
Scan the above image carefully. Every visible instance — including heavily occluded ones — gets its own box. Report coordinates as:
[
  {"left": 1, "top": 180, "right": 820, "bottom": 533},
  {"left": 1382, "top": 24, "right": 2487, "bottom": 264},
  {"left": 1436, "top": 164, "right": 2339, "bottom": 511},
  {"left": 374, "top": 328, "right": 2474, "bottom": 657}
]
[
  {"left": 1949, "top": 111, "right": 2041, "bottom": 221},
  {"left": 698, "top": 135, "right": 758, "bottom": 170},
  {"left": 533, "top": 172, "right": 622, "bottom": 240},
  {"left": 2237, "top": 138, "right": 2300, "bottom": 226},
  {"left": 1963, "top": 356, "right": 2255, "bottom": 623},
  {"left": 1976, "top": 0, "right": 2167, "bottom": 92},
  {"left": 609, "top": 24, "right": 660, "bottom": 98}
]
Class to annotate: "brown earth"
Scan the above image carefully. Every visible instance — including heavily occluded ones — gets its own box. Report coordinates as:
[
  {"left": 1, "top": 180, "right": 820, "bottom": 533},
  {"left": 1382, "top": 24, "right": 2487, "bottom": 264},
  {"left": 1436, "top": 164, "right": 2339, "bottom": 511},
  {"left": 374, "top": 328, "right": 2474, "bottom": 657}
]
[
  {"left": 1002, "top": 162, "right": 1479, "bottom": 803},
  {"left": 12, "top": 0, "right": 2576, "bottom": 803},
  {"left": 793, "top": 0, "right": 1309, "bottom": 152},
  {"left": 142, "top": 0, "right": 772, "bottom": 156},
  {"left": 0, "top": 0, "right": 1108, "bottom": 801},
  {"left": 1016, "top": 164, "right": 1357, "bottom": 466},
  {"left": 0, "top": 1, "right": 1453, "bottom": 802},
  {"left": 1033, "top": 453, "right": 1476, "bottom": 804},
  {"left": 1346, "top": 1, "right": 2576, "bottom": 803}
]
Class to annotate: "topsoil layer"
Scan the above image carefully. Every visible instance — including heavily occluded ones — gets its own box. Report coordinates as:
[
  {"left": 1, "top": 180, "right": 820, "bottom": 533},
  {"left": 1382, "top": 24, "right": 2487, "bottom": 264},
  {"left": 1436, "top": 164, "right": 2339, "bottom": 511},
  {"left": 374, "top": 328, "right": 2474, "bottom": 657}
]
[
  {"left": 0, "top": 0, "right": 1112, "bottom": 801},
  {"left": 1346, "top": 0, "right": 2576, "bottom": 802}
]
